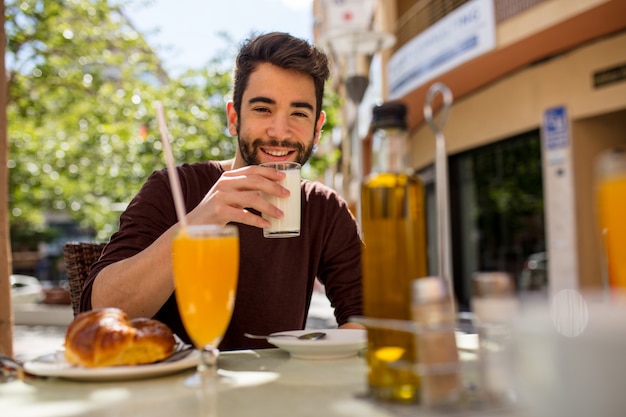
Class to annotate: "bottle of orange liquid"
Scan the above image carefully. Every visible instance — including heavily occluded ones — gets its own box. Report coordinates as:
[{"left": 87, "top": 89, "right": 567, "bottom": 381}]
[{"left": 361, "top": 102, "right": 428, "bottom": 403}]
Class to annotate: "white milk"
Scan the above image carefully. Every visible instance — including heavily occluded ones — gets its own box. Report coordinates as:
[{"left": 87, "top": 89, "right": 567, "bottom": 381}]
[{"left": 262, "top": 164, "right": 301, "bottom": 238}]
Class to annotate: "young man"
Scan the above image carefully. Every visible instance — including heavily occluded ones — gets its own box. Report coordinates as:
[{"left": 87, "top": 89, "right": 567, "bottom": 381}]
[{"left": 80, "top": 32, "right": 363, "bottom": 350}]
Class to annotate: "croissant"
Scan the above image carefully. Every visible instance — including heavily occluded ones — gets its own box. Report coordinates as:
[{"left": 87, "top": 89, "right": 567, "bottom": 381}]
[{"left": 64, "top": 307, "right": 175, "bottom": 367}]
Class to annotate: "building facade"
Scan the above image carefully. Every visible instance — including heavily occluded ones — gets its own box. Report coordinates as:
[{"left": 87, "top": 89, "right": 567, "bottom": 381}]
[{"left": 315, "top": 0, "right": 626, "bottom": 308}]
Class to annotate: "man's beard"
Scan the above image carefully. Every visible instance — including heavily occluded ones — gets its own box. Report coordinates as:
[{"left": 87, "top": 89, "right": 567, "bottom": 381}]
[{"left": 238, "top": 136, "right": 316, "bottom": 166}]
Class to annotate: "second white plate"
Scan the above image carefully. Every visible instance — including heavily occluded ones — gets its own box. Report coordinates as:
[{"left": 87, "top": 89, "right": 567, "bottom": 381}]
[{"left": 268, "top": 329, "right": 366, "bottom": 360}]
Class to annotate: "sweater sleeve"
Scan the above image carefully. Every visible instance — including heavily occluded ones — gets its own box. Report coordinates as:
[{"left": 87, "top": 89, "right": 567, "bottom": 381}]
[
  {"left": 79, "top": 162, "right": 218, "bottom": 313},
  {"left": 312, "top": 188, "right": 363, "bottom": 326},
  {"left": 79, "top": 168, "right": 178, "bottom": 313}
]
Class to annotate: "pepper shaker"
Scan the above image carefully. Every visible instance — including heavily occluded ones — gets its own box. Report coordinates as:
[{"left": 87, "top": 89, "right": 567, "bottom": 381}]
[
  {"left": 471, "top": 271, "right": 518, "bottom": 404},
  {"left": 412, "top": 276, "right": 461, "bottom": 407}
]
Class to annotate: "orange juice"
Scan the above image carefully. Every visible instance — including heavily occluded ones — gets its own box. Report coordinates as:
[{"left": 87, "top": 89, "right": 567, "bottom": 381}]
[
  {"left": 598, "top": 174, "right": 626, "bottom": 289},
  {"left": 173, "top": 225, "right": 239, "bottom": 348}
]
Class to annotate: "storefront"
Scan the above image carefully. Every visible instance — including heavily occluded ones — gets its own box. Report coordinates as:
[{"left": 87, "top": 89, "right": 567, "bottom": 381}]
[
  {"left": 402, "top": 1, "right": 626, "bottom": 305},
  {"left": 314, "top": 0, "right": 626, "bottom": 306}
]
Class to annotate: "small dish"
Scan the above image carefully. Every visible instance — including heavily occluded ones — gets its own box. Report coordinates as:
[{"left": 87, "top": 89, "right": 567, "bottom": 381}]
[
  {"left": 268, "top": 329, "right": 366, "bottom": 360},
  {"left": 23, "top": 350, "right": 199, "bottom": 382}
]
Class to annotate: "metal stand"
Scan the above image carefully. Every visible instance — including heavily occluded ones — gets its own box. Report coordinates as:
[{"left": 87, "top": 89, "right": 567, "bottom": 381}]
[{"left": 423, "top": 83, "right": 454, "bottom": 291}]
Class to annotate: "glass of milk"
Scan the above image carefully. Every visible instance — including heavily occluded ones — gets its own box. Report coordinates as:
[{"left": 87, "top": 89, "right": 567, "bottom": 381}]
[{"left": 260, "top": 162, "right": 301, "bottom": 238}]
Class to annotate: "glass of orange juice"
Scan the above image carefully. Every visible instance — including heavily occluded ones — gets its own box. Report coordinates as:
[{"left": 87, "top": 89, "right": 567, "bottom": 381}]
[
  {"left": 172, "top": 224, "right": 239, "bottom": 386},
  {"left": 597, "top": 148, "right": 626, "bottom": 291}
]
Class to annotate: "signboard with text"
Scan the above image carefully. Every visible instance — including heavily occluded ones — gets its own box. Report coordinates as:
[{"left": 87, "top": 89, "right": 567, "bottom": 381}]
[
  {"left": 388, "top": 0, "right": 496, "bottom": 99},
  {"left": 321, "top": 0, "right": 377, "bottom": 37}
]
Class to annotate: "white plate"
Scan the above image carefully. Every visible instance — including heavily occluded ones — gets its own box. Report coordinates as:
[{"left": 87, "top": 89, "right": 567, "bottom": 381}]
[
  {"left": 23, "top": 350, "right": 199, "bottom": 382},
  {"left": 268, "top": 329, "right": 367, "bottom": 360}
]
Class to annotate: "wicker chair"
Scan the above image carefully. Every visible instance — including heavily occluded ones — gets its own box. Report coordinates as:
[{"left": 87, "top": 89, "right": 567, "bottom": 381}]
[{"left": 63, "top": 242, "right": 107, "bottom": 317}]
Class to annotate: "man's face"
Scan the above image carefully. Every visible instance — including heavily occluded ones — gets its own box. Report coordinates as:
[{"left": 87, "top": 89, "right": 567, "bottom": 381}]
[{"left": 227, "top": 63, "right": 325, "bottom": 167}]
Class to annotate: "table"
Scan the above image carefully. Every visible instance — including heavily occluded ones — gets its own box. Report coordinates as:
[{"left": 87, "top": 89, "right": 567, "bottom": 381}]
[
  {"left": 13, "top": 304, "right": 73, "bottom": 327},
  {"left": 1, "top": 347, "right": 516, "bottom": 417}
]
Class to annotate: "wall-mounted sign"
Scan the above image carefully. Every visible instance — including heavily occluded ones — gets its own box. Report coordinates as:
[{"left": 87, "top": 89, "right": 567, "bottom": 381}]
[
  {"left": 321, "top": 0, "right": 377, "bottom": 37},
  {"left": 543, "top": 106, "right": 569, "bottom": 151},
  {"left": 593, "top": 63, "right": 626, "bottom": 88},
  {"left": 388, "top": 0, "right": 496, "bottom": 100}
]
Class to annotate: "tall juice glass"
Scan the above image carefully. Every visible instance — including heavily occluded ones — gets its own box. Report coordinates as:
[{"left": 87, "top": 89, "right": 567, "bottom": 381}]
[
  {"left": 597, "top": 148, "right": 626, "bottom": 290},
  {"left": 172, "top": 224, "right": 239, "bottom": 385}
]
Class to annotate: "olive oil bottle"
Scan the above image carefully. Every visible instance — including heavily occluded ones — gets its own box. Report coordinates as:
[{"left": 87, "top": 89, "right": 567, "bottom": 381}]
[{"left": 361, "top": 102, "right": 428, "bottom": 402}]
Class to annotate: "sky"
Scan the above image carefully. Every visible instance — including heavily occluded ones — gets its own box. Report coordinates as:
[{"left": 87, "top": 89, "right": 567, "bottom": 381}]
[{"left": 123, "top": 0, "right": 314, "bottom": 76}]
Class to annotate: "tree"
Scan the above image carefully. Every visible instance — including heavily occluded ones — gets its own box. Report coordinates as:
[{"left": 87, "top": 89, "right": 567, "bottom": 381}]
[
  {"left": 5, "top": 0, "right": 341, "bottom": 253},
  {"left": 5, "top": 0, "right": 234, "bottom": 245}
]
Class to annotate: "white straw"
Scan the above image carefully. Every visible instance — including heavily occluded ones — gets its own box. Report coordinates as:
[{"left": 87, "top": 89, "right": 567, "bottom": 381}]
[{"left": 155, "top": 101, "right": 188, "bottom": 229}]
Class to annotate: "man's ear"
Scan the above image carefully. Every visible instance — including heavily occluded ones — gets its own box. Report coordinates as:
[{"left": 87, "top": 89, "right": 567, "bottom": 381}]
[
  {"left": 226, "top": 101, "right": 238, "bottom": 136},
  {"left": 314, "top": 110, "right": 326, "bottom": 145}
]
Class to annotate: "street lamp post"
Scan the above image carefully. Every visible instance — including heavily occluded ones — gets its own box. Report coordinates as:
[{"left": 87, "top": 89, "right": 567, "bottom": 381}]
[{"left": 320, "top": 30, "right": 395, "bottom": 227}]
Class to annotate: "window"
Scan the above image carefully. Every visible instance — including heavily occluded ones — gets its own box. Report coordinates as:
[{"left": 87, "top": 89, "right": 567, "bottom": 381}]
[{"left": 420, "top": 130, "right": 546, "bottom": 309}]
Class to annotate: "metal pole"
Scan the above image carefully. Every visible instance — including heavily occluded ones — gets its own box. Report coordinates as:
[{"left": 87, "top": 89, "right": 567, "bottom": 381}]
[{"left": 423, "top": 83, "right": 454, "bottom": 291}]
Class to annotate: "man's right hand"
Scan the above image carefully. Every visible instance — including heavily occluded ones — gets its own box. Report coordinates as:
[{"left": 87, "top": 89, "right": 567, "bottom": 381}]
[{"left": 186, "top": 165, "right": 291, "bottom": 229}]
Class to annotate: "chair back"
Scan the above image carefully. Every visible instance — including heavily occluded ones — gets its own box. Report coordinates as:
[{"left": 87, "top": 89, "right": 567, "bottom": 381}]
[{"left": 63, "top": 242, "right": 106, "bottom": 317}]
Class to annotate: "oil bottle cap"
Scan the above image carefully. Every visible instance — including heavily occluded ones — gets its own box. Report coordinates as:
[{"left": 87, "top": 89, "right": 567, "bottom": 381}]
[{"left": 372, "top": 102, "right": 407, "bottom": 131}]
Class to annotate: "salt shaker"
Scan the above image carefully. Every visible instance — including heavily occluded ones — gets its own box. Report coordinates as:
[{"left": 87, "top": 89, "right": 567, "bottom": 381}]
[
  {"left": 412, "top": 276, "right": 461, "bottom": 408},
  {"left": 471, "top": 271, "right": 518, "bottom": 404}
]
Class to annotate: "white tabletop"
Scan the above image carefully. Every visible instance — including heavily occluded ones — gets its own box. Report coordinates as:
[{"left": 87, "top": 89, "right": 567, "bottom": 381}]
[{"left": 2, "top": 344, "right": 517, "bottom": 417}]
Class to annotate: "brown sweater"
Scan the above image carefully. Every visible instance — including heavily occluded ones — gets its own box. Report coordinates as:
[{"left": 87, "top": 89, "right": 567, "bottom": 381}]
[{"left": 80, "top": 161, "right": 363, "bottom": 350}]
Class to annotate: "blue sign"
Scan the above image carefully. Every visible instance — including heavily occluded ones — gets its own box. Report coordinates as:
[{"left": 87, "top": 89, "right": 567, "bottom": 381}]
[{"left": 543, "top": 106, "right": 569, "bottom": 151}]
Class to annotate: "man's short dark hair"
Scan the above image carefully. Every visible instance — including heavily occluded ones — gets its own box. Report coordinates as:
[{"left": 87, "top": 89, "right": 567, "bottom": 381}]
[{"left": 232, "top": 32, "right": 330, "bottom": 124}]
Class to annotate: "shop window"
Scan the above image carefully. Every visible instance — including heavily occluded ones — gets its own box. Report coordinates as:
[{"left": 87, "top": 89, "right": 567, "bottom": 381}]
[{"left": 420, "top": 130, "right": 546, "bottom": 310}]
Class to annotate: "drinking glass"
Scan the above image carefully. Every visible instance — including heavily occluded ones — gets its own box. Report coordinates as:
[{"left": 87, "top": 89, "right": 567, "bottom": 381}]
[
  {"left": 259, "top": 162, "right": 301, "bottom": 238},
  {"left": 596, "top": 148, "right": 626, "bottom": 291},
  {"left": 172, "top": 224, "right": 239, "bottom": 386}
]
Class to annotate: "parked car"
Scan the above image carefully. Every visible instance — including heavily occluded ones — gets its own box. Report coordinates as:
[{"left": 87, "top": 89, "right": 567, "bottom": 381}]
[
  {"left": 10, "top": 274, "right": 43, "bottom": 304},
  {"left": 519, "top": 251, "right": 548, "bottom": 292}
]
